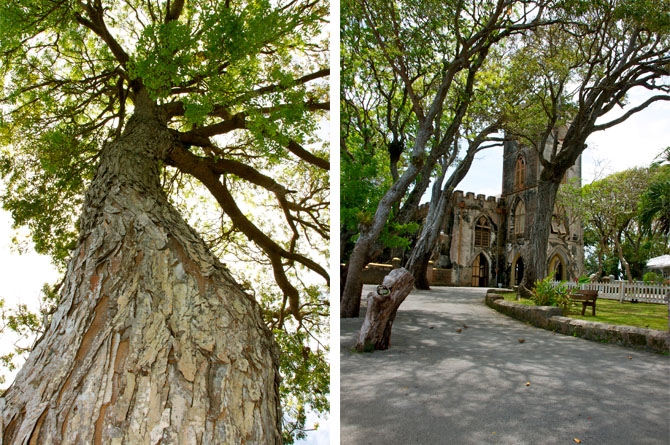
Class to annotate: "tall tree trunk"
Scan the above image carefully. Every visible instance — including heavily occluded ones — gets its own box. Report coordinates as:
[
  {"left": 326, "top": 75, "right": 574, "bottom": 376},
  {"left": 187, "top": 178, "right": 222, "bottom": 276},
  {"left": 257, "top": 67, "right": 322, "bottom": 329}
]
[
  {"left": 340, "top": 231, "right": 375, "bottom": 318},
  {"left": 405, "top": 171, "right": 447, "bottom": 290},
  {"left": 597, "top": 237, "right": 606, "bottom": 279},
  {"left": 613, "top": 230, "right": 633, "bottom": 283},
  {"left": 406, "top": 194, "right": 450, "bottom": 290},
  {"left": 406, "top": 136, "right": 484, "bottom": 289},
  {"left": 342, "top": 150, "right": 442, "bottom": 304},
  {"left": 520, "top": 178, "right": 560, "bottom": 298},
  {"left": 394, "top": 159, "right": 436, "bottom": 225},
  {"left": 340, "top": 41, "right": 485, "bottom": 316},
  {"left": 340, "top": 146, "right": 428, "bottom": 317},
  {"left": 1, "top": 98, "right": 282, "bottom": 443}
]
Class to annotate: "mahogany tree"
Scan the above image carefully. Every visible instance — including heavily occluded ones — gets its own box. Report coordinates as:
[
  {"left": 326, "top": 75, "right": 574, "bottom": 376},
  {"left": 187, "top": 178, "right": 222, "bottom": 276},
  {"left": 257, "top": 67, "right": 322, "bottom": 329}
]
[
  {"left": 340, "top": 0, "right": 556, "bottom": 317},
  {"left": 500, "top": 1, "right": 670, "bottom": 297},
  {"left": 0, "top": 0, "right": 328, "bottom": 442}
]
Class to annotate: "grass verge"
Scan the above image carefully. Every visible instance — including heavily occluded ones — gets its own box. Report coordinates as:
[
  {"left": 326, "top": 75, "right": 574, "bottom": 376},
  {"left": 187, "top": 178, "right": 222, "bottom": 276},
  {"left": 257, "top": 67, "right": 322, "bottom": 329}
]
[{"left": 502, "top": 294, "right": 668, "bottom": 331}]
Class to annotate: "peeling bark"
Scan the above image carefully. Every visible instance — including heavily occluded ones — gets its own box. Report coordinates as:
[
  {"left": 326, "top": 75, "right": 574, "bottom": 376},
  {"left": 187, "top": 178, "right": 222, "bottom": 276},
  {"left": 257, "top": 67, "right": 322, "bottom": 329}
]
[
  {"left": 1, "top": 100, "right": 282, "bottom": 443},
  {"left": 355, "top": 268, "right": 414, "bottom": 352}
]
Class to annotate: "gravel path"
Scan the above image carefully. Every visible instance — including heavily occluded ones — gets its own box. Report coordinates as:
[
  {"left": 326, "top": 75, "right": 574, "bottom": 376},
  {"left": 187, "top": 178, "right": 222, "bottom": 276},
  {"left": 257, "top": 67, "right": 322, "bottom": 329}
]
[{"left": 340, "top": 286, "right": 670, "bottom": 444}]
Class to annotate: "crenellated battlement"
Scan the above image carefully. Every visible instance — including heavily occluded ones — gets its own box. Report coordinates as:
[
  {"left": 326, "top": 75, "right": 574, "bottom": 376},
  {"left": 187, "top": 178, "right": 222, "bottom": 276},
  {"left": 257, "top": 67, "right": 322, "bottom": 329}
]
[
  {"left": 417, "top": 192, "right": 502, "bottom": 218},
  {"left": 383, "top": 138, "right": 583, "bottom": 289},
  {"left": 453, "top": 190, "right": 502, "bottom": 207}
]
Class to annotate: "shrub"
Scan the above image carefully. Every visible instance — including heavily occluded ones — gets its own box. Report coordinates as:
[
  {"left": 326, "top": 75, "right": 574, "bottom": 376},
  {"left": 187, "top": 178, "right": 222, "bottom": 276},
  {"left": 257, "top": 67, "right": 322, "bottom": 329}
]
[
  {"left": 531, "top": 274, "right": 556, "bottom": 306},
  {"left": 553, "top": 284, "right": 574, "bottom": 316},
  {"left": 577, "top": 275, "right": 591, "bottom": 285},
  {"left": 643, "top": 271, "right": 663, "bottom": 284},
  {"left": 531, "top": 274, "right": 574, "bottom": 315}
]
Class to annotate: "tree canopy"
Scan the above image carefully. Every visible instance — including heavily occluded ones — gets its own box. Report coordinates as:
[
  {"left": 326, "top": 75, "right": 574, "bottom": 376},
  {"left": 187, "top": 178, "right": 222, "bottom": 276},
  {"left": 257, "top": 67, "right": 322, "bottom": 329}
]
[
  {"left": 639, "top": 148, "right": 670, "bottom": 237},
  {"left": 0, "top": 0, "right": 329, "bottom": 441},
  {"left": 557, "top": 154, "right": 670, "bottom": 281},
  {"left": 340, "top": 0, "right": 562, "bottom": 316},
  {"left": 341, "top": 0, "right": 670, "bottom": 311},
  {"left": 498, "top": 0, "right": 670, "bottom": 294}
]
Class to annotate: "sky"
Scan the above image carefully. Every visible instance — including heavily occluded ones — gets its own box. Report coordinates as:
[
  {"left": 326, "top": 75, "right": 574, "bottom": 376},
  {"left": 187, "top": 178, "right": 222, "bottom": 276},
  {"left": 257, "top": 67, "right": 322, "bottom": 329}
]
[{"left": 456, "top": 87, "right": 670, "bottom": 197}]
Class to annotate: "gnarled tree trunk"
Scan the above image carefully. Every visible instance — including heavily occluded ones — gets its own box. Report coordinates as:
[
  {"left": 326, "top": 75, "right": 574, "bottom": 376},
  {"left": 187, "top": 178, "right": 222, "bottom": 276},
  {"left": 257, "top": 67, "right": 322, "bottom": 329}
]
[
  {"left": 341, "top": 123, "right": 435, "bottom": 318},
  {"left": 355, "top": 268, "right": 414, "bottom": 351},
  {"left": 0, "top": 98, "right": 282, "bottom": 443}
]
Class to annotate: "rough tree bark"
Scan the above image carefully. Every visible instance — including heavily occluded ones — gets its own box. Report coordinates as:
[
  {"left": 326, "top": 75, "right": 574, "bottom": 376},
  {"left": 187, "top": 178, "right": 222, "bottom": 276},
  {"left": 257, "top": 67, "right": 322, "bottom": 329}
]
[
  {"left": 0, "top": 94, "right": 282, "bottom": 443},
  {"left": 406, "top": 202, "right": 449, "bottom": 290},
  {"left": 355, "top": 268, "right": 414, "bottom": 352},
  {"left": 339, "top": 158, "right": 434, "bottom": 302},
  {"left": 408, "top": 170, "right": 463, "bottom": 290}
]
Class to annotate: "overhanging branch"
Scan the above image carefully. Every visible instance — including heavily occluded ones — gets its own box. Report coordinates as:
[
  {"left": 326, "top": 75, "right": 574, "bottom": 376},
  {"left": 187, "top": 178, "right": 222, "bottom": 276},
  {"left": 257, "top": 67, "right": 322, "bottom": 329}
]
[
  {"left": 593, "top": 94, "right": 670, "bottom": 132},
  {"left": 166, "top": 145, "right": 330, "bottom": 317}
]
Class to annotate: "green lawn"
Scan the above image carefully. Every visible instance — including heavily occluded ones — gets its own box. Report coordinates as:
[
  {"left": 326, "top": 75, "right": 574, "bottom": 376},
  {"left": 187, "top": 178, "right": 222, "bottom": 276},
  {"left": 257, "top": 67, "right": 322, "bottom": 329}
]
[{"left": 502, "top": 294, "right": 668, "bottom": 331}]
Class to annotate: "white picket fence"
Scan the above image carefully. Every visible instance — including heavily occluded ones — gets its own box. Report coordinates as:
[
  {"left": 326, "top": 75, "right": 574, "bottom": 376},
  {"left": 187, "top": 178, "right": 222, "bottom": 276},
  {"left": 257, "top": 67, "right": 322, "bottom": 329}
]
[{"left": 552, "top": 281, "right": 670, "bottom": 304}]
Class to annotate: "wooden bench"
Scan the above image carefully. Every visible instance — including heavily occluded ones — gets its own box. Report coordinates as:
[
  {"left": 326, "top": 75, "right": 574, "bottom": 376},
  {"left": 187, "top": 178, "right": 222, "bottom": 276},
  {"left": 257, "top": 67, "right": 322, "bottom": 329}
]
[{"left": 572, "top": 290, "right": 598, "bottom": 316}]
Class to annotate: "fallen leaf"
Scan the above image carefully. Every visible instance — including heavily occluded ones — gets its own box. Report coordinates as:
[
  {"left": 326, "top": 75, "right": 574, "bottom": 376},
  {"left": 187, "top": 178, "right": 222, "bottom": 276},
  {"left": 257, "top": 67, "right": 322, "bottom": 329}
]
[
  {"left": 525, "top": 381, "right": 530, "bottom": 387},
  {"left": 463, "top": 324, "right": 469, "bottom": 329},
  {"left": 573, "top": 439, "right": 581, "bottom": 443},
  {"left": 456, "top": 328, "right": 462, "bottom": 333},
  {"left": 628, "top": 356, "right": 633, "bottom": 360},
  {"left": 518, "top": 338, "right": 525, "bottom": 343}
]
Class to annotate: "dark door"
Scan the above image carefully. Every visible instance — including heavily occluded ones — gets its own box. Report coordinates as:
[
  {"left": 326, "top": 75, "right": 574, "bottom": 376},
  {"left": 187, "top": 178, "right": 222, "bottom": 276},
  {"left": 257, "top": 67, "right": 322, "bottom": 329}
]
[
  {"left": 515, "top": 258, "right": 524, "bottom": 285},
  {"left": 472, "top": 253, "right": 489, "bottom": 287}
]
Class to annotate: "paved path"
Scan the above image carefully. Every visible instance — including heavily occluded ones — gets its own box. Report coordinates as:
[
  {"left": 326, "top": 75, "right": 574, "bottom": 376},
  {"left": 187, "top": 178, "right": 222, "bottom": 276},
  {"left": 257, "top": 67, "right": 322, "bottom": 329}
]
[{"left": 341, "top": 286, "right": 670, "bottom": 444}]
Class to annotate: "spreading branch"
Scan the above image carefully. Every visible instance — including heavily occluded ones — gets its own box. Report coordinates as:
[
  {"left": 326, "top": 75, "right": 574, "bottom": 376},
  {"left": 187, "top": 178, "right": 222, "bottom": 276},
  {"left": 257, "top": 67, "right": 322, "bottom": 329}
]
[{"left": 166, "top": 145, "right": 329, "bottom": 319}]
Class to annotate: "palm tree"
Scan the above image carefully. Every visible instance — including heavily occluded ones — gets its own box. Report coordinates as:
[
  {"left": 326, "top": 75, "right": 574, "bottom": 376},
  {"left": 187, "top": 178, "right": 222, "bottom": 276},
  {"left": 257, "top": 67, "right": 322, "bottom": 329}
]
[{"left": 640, "top": 148, "right": 670, "bottom": 236}]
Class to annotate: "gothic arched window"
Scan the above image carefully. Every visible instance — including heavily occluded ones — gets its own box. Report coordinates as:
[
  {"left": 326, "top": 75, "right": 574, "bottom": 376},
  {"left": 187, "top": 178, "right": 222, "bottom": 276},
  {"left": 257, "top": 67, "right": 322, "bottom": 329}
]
[
  {"left": 513, "top": 200, "right": 525, "bottom": 237},
  {"left": 474, "top": 216, "right": 491, "bottom": 247},
  {"left": 514, "top": 155, "right": 526, "bottom": 190}
]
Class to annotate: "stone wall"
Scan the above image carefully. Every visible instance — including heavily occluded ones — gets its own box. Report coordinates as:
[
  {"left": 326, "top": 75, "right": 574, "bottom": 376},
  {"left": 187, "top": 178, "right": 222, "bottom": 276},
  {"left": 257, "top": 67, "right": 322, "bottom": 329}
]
[
  {"left": 360, "top": 262, "right": 394, "bottom": 285},
  {"left": 430, "top": 267, "right": 453, "bottom": 286},
  {"left": 485, "top": 291, "right": 669, "bottom": 353},
  {"left": 356, "top": 259, "right": 454, "bottom": 286},
  {"left": 485, "top": 292, "right": 563, "bottom": 329}
]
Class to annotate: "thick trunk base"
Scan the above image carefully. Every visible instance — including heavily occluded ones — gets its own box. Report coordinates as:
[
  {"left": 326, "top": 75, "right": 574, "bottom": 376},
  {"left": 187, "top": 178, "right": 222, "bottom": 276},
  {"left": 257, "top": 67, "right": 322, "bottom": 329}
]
[
  {"left": 355, "top": 268, "right": 414, "bottom": 351},
  {"left": 409, "top": 253, "right": 431, "bottom": 290},
  {"left": 1, "top": 112, "right": 281, "bottom": 444},
  {"left": 518, "top": 283, "right": 534, "bottom": 300}
]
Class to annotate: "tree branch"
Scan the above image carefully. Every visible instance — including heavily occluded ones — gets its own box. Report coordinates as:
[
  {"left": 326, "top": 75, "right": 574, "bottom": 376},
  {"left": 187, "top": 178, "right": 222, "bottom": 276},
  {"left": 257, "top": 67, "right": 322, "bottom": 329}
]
[
  {"left": 74, "top": 1, "right": 129, "bottom": 66},
  {"left": 237, "top": 68, "right": 329, "bottom": 102},
  {"left": 165, "top": 0, "right": 185, "bottom": 22},
  {"left": 166, "top": 145, "right": 330, "bottom": 287},
  {"left": 593, "top": 94, "right": 670, "bottom": 132},
  {"left": 286, "top": 140, "right": 329, "bottom": 170}
]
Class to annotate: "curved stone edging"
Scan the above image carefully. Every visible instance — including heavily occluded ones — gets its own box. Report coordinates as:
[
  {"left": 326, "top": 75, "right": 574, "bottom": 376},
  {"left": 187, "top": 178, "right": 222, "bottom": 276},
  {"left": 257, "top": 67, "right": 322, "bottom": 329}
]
[{"left": 485, "top": 291, "right": 670, "bottom": 353}]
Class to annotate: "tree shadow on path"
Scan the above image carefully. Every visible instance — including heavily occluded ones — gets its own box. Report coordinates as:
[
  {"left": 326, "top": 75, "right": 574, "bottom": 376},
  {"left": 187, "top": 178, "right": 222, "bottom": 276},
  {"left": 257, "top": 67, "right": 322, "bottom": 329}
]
[{"left": 341, "top": 286, "right": 670, "bottom": 445}]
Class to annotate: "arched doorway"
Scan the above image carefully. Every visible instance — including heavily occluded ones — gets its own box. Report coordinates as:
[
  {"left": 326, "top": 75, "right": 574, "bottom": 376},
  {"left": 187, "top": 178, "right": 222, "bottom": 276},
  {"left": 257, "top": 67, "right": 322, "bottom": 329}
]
[
  {"left": 514, "top": 257, "right": 524, "bottom": 286},
  {"left": 549, "top": 254, "right": 565, "bottom": 281},
  {"left": 471, "top": 253, "right": 489, "bottom": 287}
]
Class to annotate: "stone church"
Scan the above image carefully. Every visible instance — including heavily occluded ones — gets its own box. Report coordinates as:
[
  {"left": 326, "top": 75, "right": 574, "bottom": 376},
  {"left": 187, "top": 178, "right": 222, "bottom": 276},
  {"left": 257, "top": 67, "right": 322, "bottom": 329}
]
[{"left": 415, "top": 137, "right": 584, "bottom": 287}]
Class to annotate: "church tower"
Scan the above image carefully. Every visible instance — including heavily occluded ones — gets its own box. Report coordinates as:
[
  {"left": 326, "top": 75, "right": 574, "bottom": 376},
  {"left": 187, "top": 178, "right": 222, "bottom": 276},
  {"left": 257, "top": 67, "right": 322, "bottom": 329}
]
[
  {"left": 500, "top": 132, "right": 584, "bottom": 286},
  {"left": 374, "top": 131, "right": 585, "bottom": 288}
]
